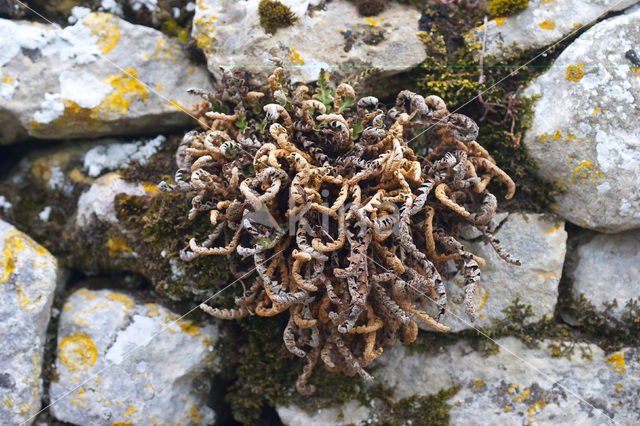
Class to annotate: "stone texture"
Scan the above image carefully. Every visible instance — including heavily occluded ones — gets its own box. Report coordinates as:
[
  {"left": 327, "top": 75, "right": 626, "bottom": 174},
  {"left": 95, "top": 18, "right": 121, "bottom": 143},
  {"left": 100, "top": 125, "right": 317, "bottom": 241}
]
[
  {"left": 279, "top": 337, "right": 640, "bottom": 425},
  {"left": 522, "top": 8, "right": 640, "bottom": 232},
  {"left": 0, "top": 219, "right": 59, "bottom": 425},
  {"left": 466, "top": 0, "right": 637, "bottom": 62},
  {"left": 0, "top": 11, "right": 213, "bottom": 145},
  {"left": 422, "top": 213, "right": 566, "bottom": 332},
  {"left": 50, "top": 288, "right": 218, "bottom": 425},
  {"left": 0, "top": 135, "right": 231, "bottom": 300},
  {"left": 570, "top": 229, "right": 640, "bottom": 320},
  {"left": 192, "top": 0, "right": 426, "bottom": 86},
  {"left": 278, "top": 400, "right": 370, "bottom": 426}
]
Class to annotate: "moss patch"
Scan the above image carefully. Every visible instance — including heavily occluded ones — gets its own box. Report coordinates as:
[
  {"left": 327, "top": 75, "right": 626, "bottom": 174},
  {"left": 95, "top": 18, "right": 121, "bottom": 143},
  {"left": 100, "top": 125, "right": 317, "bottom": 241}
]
[
  {"left": 258, "top": 0, "right": 298, "bottom": 35},
  {"left": 489, "top": 0, "right": 528, "bottom": 17}
]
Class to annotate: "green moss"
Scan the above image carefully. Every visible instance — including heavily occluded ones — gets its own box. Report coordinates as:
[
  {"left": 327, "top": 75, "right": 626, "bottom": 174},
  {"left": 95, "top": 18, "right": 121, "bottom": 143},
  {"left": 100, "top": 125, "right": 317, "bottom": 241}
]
[
  {"left": 258, "top": 0, "right": 298, "bottom": 35},
  {"left": 559, "top": 294, "right": 640, "bottom": 352},
  {"left": 116, "top": 191, "right": 233, "bottom": 299},
  {"left": 489, "top": 0, "right": 528, "bottom": 17},
  {"left": 370, "top": 385, "right": 461, "bottom": 425},
  {"left": 221, "top": 316, "right": 300, "bottom": 424},
  {"left": 411, "top": 21, "right": 563, "bottom": 211}
]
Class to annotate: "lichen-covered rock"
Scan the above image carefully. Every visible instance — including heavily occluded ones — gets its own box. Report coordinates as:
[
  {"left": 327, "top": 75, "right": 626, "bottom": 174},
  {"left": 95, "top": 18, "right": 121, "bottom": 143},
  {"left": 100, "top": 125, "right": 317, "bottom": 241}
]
[
  {"left": 0, "top": 136, "right": 231, "bottom": 300},
  {"left": 0, "top": 219, "right": 59, "bottom": 425},
  {"left": 422, "top": 213, "right": 566, "bottom": 332},
  {"left": 192, "top": 0, "right": 426, "bottom": 86},
  {"left": 0, "top": 11, "right": 212, "bottom": 145},
  {"left": 50, "top": 288, "right": 218, "bottom": 425},
  {"left": 278, "top": 400, "right": 371, "bottom": 426},
  {"left": 279, "top": 337, "right": 640, "bottom": 425},
  {"left": 522, "top": 8, "right": 640, "bottom": 232},
  {"left": 466, "top": 0, "right": 637, "bottom": 62},
  {"left": 570, "top": 229, "right": 640, "bottom": 321}
]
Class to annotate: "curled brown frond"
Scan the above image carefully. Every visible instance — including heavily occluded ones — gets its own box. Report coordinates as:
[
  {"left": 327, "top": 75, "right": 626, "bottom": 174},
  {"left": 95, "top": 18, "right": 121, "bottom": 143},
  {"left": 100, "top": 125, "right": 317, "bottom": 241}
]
[{"left": 163, "top": 68, "right": 518, "bottom": 393}]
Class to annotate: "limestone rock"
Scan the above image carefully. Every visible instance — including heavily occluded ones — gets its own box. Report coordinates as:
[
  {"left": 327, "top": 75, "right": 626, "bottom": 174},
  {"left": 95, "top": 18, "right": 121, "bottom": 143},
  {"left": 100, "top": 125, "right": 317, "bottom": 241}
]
[
  {"left": 466, "top": 0, "right": 637, "bottom": 62},
  {"left": 50, "top": 288, "right": 218, "bottom": 425},
  {"left": 0, "top": 12, "right": 212, "bottom": 145},
  {"left": 423, "top": 213, "right": 566, "bottom": 332},
  {"left": 191, "top": 0, "right": 426, "bottom": 86},
  {"left": 0, "top": 219, "right": 59, "bottom": 425},
  {"left": 279, "top": 337, "right": 640, "bottom": 425},
  {"left": 570, "top": 229, "right": 640, "bottom": 321},
  {"left": 0, "top": 136, "right": 232, "bottom": 300},
  {"left": 522, "top": 8, "right": 640, "bottom": 232}
]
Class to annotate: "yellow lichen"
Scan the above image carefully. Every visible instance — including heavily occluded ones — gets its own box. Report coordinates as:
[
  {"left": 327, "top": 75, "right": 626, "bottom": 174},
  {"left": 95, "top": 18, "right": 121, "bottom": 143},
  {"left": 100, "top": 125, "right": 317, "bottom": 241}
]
[
  {"left": 606, "top": 352, "right": 626, "bottom": 373},
  {"left": 123, "top": 407, "right": 137, "bottom": 417},
  {"left": 0, "top": 231, "right": 22, "bottom": 284},
  {"left": 475, "top": 288, "right": 489, "bottom": 312},
  {"left": 105, "top": 236, "right": 133, "bottom": 257},
  {"left": 189, "top": 404, "right": 202, "bottom": 424},
  {"left": 146, "top": 303, "right": 160, "bottom": 317},
  {"left": 143, "top": 183, "right": 158, "bottom": 194},
  {"left": 83, "top": 13, "right": 120, "bottom": 54},
  {"left": 365, "top": 18, "right": 382, "bottom": 26},
  {"left": 568, "top": 160, "right": 606, "bottom": 185},
  {"left": 546, "top": 224, "right": 560, "bottom": 234},
  {"left": 565, "top": 63, "right": 584, "bottom": 82},
  {"left": 289, "top": 47, "right": 304, "bottom": 65},
  {"left": 106, "top": 292, "right": 135, "bottom": 310},
  {"left": 474, "top": 380, "right": 484, "bottom": 387},
  {"left": 59, "top": 334, "right": 98, "bottom": 372},
  {"left": 1, "top": 230, "right": 55, "bottom": 311},
  {"left": 154, "top": 38, "right": 179, "bottom": 62},
  {"left": 528, "top": 400, "right": 546, "bottom": 422},
  {"left": 512, "top": 387, "right": 530, "bottom": 402},
  {"left": 99, "top": 69, "right": 148, "bottom": 117},
  {"left": 538, "top": 20, "right": 555, "bottom": 30},
  {"left": 495, "top": 17, "right": 506, "bottom": 26}
]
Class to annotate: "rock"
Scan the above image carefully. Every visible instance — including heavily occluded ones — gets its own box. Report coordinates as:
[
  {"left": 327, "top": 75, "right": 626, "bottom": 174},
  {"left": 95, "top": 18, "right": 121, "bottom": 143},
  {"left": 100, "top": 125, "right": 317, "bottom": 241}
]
[
  {"left": 192, "top": 0, "right": 426, "bottom": 87},
  {"left": 466, "top": 0, "right": 637, "bottom": 62},
  {"left": 278, "top": 400, "right": 371, "bottom": 426},
  {"left": 570, "top": 229, "right": 640, "bottom": 321},
  {"left": 49, "top": 288, "right": 218, "bottom": 425},
  {"left": 422, "top": 213, "right": 566, "bottom": 332},
  {"left": 0, "top": 219, "right": 59, "bottom": 425},
  {"left": 522, "top": 8, "right": 640, "bottom": 232},
  {"left": 279, "top": 337, "right": 640, "bottom": 425},
  {"left": 0, "top": 135, "right": 232, "bottom": 300},
  {"left": 0, "top": 12, "right": 213, "bottom": 145}
]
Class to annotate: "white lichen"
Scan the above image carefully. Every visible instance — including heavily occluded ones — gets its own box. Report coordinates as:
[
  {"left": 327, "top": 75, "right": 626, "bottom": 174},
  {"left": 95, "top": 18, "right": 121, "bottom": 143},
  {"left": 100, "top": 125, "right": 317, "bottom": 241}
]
[
  {"left": 82, "top": 135, "right": 166, "bottom": 178},
  {"left": 38, "top": 206, "right": 52, "bottom": 222}
]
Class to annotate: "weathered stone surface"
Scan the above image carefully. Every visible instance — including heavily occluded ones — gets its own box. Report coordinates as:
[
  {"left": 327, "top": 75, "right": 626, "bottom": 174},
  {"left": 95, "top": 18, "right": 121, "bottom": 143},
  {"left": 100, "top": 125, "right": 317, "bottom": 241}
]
[
  {"left": 422, "top": 213, "right": 566, "bottom": 332},
  {"left": 570, "top": 229, "right": 640, "bottom": 320},
  {"left": 279, "top": 337, "right": 640, "bottom": 425},
  {"left": 0, "top": 11, "right": 212, "bottom": 145},
  {"left": 467, "top": 0, "right": 637, "bottom": 62},
  {"left": 522, "top": 8, "right": 640, "bottom": 232},
  {"left": 0, "top": 219, "right": 58, "bottom": 425},
  {"left": 0, "top": 135, "right": 231, "bottom": 300},
  {"left": 278, "top": 400, "right": 370, "bottom": 426},
  {"left": 50, "top": 288, "right": 218, "bottom": 425},
  {"left": 192, "top": 0, "right": 426, "bottom": 86}
]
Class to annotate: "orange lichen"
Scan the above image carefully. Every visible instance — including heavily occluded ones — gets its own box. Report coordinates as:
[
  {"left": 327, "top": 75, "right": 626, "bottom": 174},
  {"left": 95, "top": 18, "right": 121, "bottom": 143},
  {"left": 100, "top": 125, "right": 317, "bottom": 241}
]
[
  {"left": 606, "top": 352, "right": 626, "bottom": 373},
  {"left": 83, "top": 13, "right": 120, "bottom": 54},
  {"left": 59, "top": 334, "right": 98, "bottom": 372},
  {"left": 538, "top": 20, "right": 555, "bottom": 30},
  {"left": 565, "top": 63, "right": 584, "bottom": 82}
]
